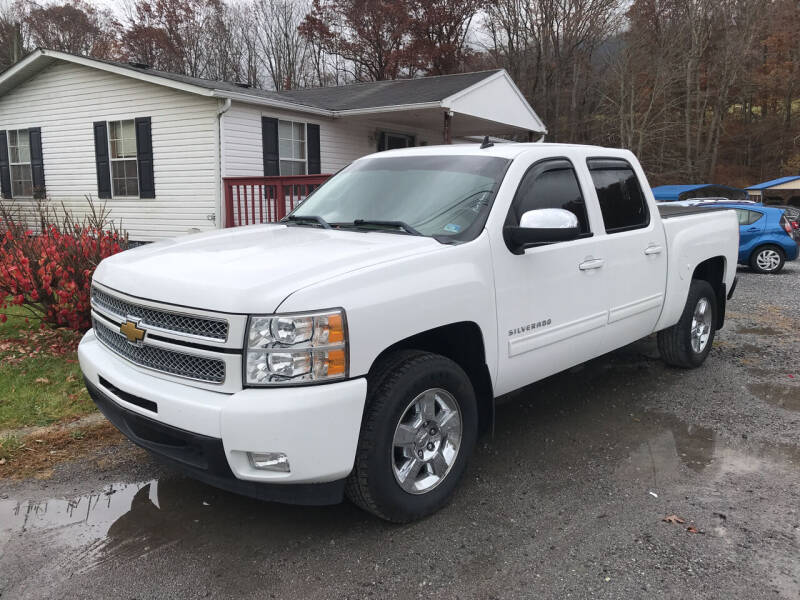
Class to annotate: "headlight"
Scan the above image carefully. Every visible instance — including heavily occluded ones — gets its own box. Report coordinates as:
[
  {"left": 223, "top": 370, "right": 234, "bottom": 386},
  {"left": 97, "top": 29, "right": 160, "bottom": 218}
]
[{"left": 245, "top": 309, "right": 347, "bottom": 385}]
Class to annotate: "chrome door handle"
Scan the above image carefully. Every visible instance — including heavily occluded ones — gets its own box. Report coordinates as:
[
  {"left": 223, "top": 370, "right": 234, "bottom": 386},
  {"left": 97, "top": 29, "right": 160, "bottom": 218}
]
[
  {"left": 644, "top": 245, "right": 664, "bottom": 255},
  {"left": 579, "top": 258, "right": 605, "bottom": 270}
]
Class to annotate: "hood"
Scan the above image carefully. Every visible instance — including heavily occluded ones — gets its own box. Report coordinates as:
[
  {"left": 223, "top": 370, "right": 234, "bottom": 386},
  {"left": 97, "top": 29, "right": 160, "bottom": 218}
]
[{"left": 93, "top": 224, "right": 442, "bottom": 314}]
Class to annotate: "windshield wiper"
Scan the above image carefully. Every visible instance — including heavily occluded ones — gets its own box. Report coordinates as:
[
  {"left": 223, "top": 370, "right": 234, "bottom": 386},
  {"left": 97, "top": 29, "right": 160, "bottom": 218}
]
[
  {"left": 283, "top": 214, "right": 331, "bottom": 229},
  {"left": 350, "top": 219, "right": 423, "bottom": 236}
]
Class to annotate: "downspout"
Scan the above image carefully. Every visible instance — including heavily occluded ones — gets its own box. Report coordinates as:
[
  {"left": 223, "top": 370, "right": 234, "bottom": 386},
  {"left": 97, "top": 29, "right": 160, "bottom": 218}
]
[{"left": 216, "top": 98, "right": 232, "bottom": 229}]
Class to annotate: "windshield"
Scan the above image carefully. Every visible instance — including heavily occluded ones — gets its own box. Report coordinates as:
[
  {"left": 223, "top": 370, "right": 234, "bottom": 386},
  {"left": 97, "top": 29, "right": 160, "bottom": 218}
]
[{"left": 288, "top": 155, "right": 510, "bottom": 240}]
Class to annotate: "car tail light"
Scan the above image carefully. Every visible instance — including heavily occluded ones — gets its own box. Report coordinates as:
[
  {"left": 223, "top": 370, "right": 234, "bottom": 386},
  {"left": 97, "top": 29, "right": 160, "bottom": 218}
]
[{"left": 792, "top": 220, "right": 799, "bottom": 230}]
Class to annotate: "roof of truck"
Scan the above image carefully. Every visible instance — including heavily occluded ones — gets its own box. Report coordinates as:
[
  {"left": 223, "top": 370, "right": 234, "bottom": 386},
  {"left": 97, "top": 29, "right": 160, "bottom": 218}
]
[{"left": 365, "top": 142, "right": 633, "bottom": 161}]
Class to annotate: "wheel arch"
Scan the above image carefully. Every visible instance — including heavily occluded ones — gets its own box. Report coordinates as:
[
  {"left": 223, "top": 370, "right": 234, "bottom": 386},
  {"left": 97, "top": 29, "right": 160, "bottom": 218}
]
[
  {"left": 368, "top": 321, "right": 494, "bottom": 435},
  {"left": 691, "top": 256, "right": 726, "bottom": 329}
]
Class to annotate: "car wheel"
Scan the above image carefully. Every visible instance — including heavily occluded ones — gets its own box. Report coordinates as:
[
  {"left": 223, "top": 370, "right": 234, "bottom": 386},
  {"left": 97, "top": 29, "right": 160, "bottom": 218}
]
[
  {"left": 657, "top": 279, "right": 717, "bottom": 369},
  {"left": 346, "top": 350, "right": 478, "bottom": 523},
  {"left": 749, "top": 245, "right": 785, "bottom": 274}
]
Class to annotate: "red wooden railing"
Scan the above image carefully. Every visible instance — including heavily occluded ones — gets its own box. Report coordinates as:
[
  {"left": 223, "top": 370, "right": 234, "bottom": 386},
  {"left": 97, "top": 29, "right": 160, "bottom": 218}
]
[{"left": 223, "top": 175, "right": 332, "bottom": 228}]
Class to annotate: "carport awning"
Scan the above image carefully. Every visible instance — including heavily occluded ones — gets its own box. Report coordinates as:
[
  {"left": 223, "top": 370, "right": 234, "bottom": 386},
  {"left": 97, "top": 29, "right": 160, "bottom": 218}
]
[
  {"left": 327, "top": 70, "right": 547, "bottom": 138},
  {"left": 342, "top": 106, "right": 539, "bottom": 138},
  {"left": 652, "top": 184, "right": 748, "bottom": 202}
]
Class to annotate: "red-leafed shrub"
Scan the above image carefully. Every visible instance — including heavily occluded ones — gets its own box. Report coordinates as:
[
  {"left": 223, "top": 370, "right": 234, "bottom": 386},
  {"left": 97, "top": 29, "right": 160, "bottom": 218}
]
[{"left": 0, "top": 198, "right": 128, "bottom": 332}]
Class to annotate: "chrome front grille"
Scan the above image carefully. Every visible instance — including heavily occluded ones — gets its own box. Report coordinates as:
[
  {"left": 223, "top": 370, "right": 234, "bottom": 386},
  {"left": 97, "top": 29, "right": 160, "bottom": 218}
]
[
  {"left": 93, "top": 317, "right": 226, "bottom": 384},
  {"left": 91, "top": 287, "right": 228, "bottom": 341}
]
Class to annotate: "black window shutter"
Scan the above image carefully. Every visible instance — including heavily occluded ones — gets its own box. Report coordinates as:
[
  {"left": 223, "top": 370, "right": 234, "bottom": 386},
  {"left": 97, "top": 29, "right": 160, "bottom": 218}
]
[
  {"left": 28, "top": 127, "right": 46, "bottom": 199},
  {"left": 376, "top": 131, "right": 386, "bottom": 152},
  {"left": 93, "top": 121, "right": 112, "bottom": 199},
  {"left": 307, "top": 124, "right": 321, "bottom": 174},
  {"left": 262, "top": 117, "right": 279, "bottom": 176},
  {"left": 0, "top": 130, "right": 10, "bottom": 199},
  {"left": 135, "top": 117, "right": 155, "bottom": 198}
]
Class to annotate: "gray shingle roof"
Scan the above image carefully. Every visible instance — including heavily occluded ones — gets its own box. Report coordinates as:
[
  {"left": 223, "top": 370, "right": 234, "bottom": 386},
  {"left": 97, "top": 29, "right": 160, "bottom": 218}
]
[
  {"left": 85, "top": 56, "right": 501, "bottom": 111},
  {"left": 275, "top": 70, "right": 502, "bottom": 110}
]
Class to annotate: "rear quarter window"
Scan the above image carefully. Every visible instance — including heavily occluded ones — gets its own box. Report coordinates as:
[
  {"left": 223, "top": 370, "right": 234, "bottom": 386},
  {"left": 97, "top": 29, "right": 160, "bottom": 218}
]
[{"left": 586, "top": 158, "right": 649, "bottom": 233}]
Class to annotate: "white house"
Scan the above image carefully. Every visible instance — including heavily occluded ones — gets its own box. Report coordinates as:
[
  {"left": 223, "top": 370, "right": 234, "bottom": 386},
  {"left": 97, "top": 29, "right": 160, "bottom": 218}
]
[{"left": 0, "top": 49, "right": 546, "bottom": 241}]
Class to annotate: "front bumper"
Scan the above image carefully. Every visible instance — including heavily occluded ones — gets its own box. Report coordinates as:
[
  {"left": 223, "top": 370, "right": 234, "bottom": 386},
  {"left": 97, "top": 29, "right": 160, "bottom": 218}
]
[{"left": 79, "top": 330, "right": 368, "bottom": 503}]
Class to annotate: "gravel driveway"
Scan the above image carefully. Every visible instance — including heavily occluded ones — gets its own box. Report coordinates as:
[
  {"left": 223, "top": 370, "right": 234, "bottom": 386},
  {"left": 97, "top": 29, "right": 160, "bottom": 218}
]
[{"left": 1, "top": 263, "right": 799, "bottom": 599}]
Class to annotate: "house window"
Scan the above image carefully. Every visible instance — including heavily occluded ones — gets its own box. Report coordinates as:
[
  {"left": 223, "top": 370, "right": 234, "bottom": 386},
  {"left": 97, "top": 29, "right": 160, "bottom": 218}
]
[
  {"left": 380, "top": 132, "right": 415, "bottom": 151},
  {"left": 278, "top": 120, "right": 306, "bottom": 175},
  {"left": 7, "top": 129, "right": 33, "bottom": 197},
  {"left": 108, "top": 120, "right": 139, "bottom": 197}
]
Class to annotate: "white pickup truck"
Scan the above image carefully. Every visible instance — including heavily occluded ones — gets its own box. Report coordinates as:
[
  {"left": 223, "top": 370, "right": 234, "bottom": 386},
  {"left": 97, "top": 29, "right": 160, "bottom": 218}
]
[{"left": 79, "top": 143, "right": 739, "bottom": 522}]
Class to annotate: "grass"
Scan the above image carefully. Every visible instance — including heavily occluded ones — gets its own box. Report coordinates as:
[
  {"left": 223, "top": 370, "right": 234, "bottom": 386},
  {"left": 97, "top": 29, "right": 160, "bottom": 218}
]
[
  {"left": 0, "top": 421, "right": 128, "bottom": 480},
  {"left": 0, "top": 302, "right": 94, "bottom": 431}
]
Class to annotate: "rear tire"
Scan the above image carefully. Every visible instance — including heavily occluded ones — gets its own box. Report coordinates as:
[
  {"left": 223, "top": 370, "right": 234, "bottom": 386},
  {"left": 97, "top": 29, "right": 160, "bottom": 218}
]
[
  {"left": 346, "top": 350, "right": 478, "bottom": 523},
  {"left": 749, "top": 245, "right": 785, "bottom": 274},
  {"left": 658, "top": 279, "right": 717, "bottom": 368}
]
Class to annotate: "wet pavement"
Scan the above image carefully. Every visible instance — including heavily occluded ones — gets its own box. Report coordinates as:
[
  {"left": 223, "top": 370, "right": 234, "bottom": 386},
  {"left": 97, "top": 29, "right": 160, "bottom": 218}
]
[{"left": 2, "top": 264, "right": 799, "bottom": 599}]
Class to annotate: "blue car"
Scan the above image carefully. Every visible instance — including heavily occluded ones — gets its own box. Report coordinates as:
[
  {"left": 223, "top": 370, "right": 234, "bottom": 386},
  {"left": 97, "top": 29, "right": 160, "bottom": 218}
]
[{"left": 694, "top": 202, "right": 799, "bottom": 273}]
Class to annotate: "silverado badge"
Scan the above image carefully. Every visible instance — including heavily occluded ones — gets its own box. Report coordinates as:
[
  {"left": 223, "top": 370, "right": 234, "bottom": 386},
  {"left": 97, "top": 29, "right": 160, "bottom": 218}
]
[{"left": 120, "top": 319, "right": 146, "bottom": 344}]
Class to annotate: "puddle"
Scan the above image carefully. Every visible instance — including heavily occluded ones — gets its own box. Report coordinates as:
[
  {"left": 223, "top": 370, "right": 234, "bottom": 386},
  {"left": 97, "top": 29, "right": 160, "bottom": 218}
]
[
  {"left": 736, "top": 326, "right": 782, "bottom": 336},
  {"left": 749, "top": 382, "right": 800, "bottom": 412},
  {"left": 0, "top": 475, "right": 365, "bottom": 576},
  {"left": 617, "top": 420, "right": 800, "bottom": 489},
  {"left": 1, "top": 481, "right": 157, "bottom": 546}
]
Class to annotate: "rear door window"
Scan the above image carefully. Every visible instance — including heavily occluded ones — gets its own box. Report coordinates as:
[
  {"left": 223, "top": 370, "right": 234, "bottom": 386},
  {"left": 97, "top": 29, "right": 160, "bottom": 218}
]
[
  {"left": 587, "top": 158, "right": 649, "bottom": 233},
  {"left": 746, "top": 210, "right": 763, "bottom": 225}
]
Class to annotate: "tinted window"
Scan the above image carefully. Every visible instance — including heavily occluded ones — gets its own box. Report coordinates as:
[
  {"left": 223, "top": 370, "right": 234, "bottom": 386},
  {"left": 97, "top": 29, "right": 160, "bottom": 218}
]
[
  {"left": 587, "top": 159, "right": 649, "bottom": 232},
  {"left": 747, "top": 211, "right": 763, "bottom": 225},
  {"left": 510, "top": 161, "right": 590, "bottom": 234}
]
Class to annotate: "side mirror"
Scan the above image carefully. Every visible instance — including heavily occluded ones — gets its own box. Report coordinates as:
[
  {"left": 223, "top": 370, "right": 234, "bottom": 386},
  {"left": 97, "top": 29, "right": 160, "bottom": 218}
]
[{"left": 504, "top": 208, "right": 580, "bottom": 254}]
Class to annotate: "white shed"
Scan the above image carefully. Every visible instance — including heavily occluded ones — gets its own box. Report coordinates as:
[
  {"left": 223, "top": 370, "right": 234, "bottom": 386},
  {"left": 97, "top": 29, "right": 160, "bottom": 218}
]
[{"left": 0, "top": 49, "right": 546, "bottom": 241}]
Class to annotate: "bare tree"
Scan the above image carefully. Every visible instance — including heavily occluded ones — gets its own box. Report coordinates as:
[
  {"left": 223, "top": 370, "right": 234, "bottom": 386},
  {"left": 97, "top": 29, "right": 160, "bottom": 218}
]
[
  {"left": 483, "top": 0, "right": 624, "bottom": 141},
  {"left": 254, "top": 0, "right": 312, "bottom": 90}
]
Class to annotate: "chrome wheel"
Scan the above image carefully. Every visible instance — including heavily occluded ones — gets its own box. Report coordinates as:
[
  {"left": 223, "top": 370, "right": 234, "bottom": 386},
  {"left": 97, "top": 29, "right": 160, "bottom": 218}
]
[
  {"left": 690, "top": 297, "right": 713, "bottom": 353},
  {"left": 756, "top": 249, "right": 781, "bottom": 271},
  {"left": 391, "top": 388, "right": 462, "bottom": 495}
]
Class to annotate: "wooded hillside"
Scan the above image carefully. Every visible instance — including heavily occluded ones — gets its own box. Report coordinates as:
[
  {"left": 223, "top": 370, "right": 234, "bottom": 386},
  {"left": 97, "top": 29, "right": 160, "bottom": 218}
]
[{"left": 2, "top": 0, "right": 798, "bottom": 187}]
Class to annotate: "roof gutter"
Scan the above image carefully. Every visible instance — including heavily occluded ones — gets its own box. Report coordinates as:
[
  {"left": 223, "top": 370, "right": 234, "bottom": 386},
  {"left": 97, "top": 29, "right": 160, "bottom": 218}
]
[
  {"left": 210, "top": 89, "right": 334, "bottom": 117},
  {"left": 332, "top": 101, "right": 443, "bottom": 118}
]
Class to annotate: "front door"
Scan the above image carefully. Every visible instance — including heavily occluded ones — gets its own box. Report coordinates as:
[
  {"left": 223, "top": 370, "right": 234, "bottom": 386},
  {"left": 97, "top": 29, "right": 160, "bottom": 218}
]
[
  {"left": 584, "top": 158, "right": 668, "bottom": 346},
  {"left": 492, "top": 158, "right": 609, "bottom": 396}
]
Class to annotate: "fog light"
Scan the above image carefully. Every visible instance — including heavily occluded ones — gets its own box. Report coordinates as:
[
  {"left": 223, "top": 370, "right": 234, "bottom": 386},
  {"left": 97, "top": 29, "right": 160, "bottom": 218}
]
[{"left": 248, "top": 452, "right": 290, "bottom": 472}]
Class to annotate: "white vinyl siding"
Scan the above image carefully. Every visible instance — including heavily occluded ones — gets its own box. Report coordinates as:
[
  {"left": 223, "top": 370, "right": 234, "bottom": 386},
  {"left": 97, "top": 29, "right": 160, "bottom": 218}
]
[
  {"left": 220, "top": 102, "right": 446, "bottom": 177},
  {"left": 0, "top": 61, "right": 219, "bottom": 241}
]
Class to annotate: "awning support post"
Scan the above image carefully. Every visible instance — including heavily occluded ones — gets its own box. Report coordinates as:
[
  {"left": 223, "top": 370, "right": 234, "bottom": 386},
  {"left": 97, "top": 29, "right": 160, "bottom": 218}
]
[{"left": 443, "top": 112, "right": 452, "bottom": 144}]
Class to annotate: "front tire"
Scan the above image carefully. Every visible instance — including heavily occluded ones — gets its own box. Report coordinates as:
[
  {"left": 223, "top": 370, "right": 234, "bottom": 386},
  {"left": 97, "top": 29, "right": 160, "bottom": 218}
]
[
  {"left": 346, "top": 351, "right": 478, "bottom": 522},
  {"left": 749, "top": 245, "right": 785, "bottom": 274},
  {"left": 658, "top": 279, "right": 717, "bottom": 368}
]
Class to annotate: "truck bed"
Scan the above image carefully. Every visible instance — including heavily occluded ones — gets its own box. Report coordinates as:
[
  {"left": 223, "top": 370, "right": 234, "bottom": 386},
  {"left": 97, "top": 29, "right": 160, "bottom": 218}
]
[{"left": 657, "top": 204, "right": 729, "bottom": 219}]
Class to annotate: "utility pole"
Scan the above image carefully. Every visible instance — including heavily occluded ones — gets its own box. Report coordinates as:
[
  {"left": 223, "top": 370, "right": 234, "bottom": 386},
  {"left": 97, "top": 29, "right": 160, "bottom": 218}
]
[{"left": 12, "top": 21, "right": 22, "bottom": 64}]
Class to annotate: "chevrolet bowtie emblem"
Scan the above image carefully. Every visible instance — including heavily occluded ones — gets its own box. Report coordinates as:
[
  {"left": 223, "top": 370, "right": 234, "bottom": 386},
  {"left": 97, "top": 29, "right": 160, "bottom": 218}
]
[{"left": 120, "top": 319, "right": 146, "bottom": 344}]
